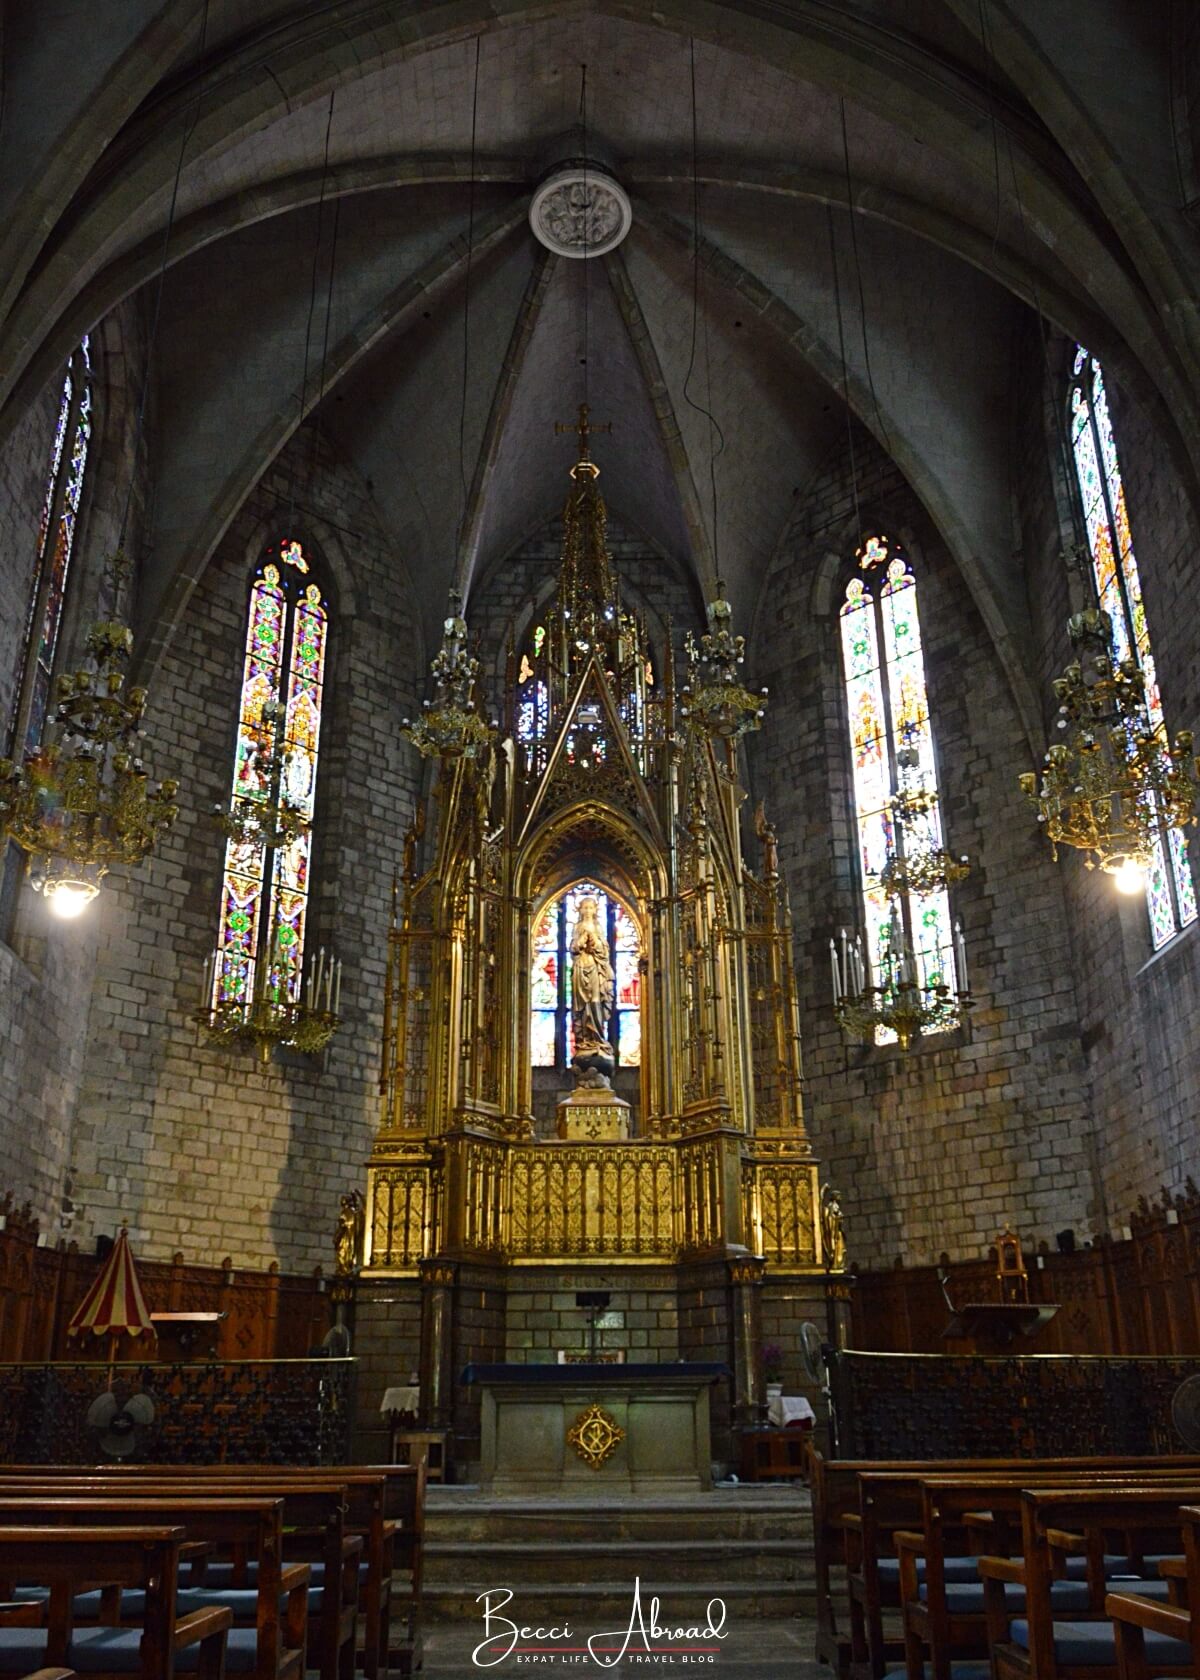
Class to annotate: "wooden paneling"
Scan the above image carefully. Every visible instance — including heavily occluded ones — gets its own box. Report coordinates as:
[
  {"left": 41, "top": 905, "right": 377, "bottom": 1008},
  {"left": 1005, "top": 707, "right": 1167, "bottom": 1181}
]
[
  {"left": 0, "top": 1195, "right": 331, "bottom": 1363},
  {"left": 850, "top": 1183, "right": 1200, "bottom": 1357}
]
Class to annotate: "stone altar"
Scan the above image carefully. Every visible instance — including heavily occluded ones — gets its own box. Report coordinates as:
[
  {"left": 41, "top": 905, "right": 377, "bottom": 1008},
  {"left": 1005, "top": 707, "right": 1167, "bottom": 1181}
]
[{"left": 464, "top": 1362, "right": 726, "bottom": 1495}]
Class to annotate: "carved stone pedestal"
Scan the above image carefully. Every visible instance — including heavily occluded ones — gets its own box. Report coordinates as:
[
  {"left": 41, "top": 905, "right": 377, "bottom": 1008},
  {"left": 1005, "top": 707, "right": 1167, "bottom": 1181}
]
[{"left": 556, "top": 1087, "right": 631, "bottom": 1141}]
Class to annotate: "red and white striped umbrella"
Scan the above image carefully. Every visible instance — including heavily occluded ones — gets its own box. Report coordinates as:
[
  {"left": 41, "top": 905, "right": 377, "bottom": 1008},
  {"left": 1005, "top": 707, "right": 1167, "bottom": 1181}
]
[{"left": 67, "top": 1227, "right": 155, "bottom": 1341}]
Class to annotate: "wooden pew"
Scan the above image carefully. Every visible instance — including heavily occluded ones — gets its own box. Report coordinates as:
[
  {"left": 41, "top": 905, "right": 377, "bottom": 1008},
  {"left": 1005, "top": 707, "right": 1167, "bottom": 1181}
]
[
  {"left": 820, "top": 1456, "right": 1200, "bottom": 1680},
  {"left": 0, "top": 1498, "right": 306, "bottom": 1680},
  {"left": 0, "top": 1527, "right": 229, "bottom": 1680},
  {"left": 980, "top": 1487, "right": 1200, "bottom": 1680},
  {"left": 0, "top": 1465, "right": 422, "bottom": 1680},
  {"left": 1106, "top": 1504, "right": 1200, "bottom": 1680},
  {"left": 0, "top": 1477, "right": 360, "bottom": 1680},
  {"left": 896, "top": 1471, "right": 1200, "bottom": 1680}
]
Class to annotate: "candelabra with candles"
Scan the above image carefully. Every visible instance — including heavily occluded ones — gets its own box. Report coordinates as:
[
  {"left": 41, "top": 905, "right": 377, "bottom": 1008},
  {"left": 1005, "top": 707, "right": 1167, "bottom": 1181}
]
[
  {"left": 830, "top": 905, "right": 973, "bottom": 1051},
  {"left": 1019, "top": 608, "right": 1199, "bottom": 891},
  {"left": 194, "top": 943, "right": 342, "bottom": 1062}
]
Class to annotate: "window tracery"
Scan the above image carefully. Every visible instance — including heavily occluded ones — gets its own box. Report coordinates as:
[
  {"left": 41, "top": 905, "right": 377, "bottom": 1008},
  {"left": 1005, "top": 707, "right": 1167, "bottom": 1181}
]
[
  {"left": 839, "top": 534, "right": 958, "bottom": 1041},
  {"left": 213, "top": 538, "right": 328, "bottom": 1011}
]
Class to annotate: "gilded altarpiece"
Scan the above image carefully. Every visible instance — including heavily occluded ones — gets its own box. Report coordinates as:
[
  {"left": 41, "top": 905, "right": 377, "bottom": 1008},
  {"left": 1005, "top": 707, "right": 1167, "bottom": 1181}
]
[{"left": 357, "top": 415, "right": 836, "bottom": 1459}]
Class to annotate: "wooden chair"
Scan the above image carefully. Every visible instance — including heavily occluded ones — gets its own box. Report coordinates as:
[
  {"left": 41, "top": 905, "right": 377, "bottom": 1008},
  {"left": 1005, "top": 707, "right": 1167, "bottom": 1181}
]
[
  {"left": 0, "top": 1526, "right": 229, "bottom": 1680},
  {"left": 980, "top": 1487, "right": 1200, "bottom": 1680},
  {"left": 1107, "top": 1503, "right": 1200, "bottom": 1680}
]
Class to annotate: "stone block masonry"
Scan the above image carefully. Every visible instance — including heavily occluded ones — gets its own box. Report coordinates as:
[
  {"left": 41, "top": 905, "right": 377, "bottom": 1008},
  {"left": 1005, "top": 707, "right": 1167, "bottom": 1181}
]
[
  {"left": 750, "top": 422, "right": 1094, "bottom": 1269},
  {"left": 66, "top": 422, "right": 425, "bottom": 1269}
]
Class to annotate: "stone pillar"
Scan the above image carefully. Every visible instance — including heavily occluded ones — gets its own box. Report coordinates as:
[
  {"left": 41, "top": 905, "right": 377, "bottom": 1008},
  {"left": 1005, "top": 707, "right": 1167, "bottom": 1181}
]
[
  {"left": 728, "top": 1253, "right": 768, "bottom": 1431},
  {"left": 418, "top": 1258, "right": 458, "bottom": 1432}
]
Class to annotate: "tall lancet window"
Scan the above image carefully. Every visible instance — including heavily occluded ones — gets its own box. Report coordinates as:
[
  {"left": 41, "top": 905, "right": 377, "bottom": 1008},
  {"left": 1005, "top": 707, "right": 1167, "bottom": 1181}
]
[
  {"left": 213, "top": 539, "right": 329, "bottom": 1011},
  {"left": 839, "top": 534, "right": 958, "bottom": 1038},
  {"left": 1068, "top": 347, "right": 1196, "bottom": 948},
  {"left": 9, "top": 337, "right": 93, "bottom": 755}
]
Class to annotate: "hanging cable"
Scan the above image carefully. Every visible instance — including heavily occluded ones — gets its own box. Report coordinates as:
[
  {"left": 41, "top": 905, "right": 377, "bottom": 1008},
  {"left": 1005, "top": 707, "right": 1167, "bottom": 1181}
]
[
  {"left": 580, "top": 63, "right": 590, "bottom": 410},
  {"left": 838, "top": 96, "right": 892, "bottom": 459},
  {"left": 827, "top": 205, "right": 862, "bottom": 539},
  {"left": 978, "top": 0, "right": 1080, "bottom": 545},
  {"left": 117, "top": 0, "right": 211, "bottom": 558},
  {"left": 681, "top": 38, "right": 727, "bottom": 582},
  {"left": 458, "top": 34, "right": 481, "bottom": 552},
  {"left": 288, "top": 88, "right": 337, "bottom": 532}
]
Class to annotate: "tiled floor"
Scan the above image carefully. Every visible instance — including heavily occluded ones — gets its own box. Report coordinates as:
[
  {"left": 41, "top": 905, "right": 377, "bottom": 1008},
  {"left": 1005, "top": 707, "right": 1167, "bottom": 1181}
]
[{"left": 421, "top": 1617, "right": 822, "bottom": 1678}]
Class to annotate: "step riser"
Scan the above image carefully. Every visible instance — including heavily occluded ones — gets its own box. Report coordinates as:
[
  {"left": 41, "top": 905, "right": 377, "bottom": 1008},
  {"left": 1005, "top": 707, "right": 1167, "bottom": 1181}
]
[
  {"left": 426, "top": 1554, "right": 813, "bottom": 1585},
  {"left": 428, "top": 1515, "right": 811, "bottom": 1544},
  {"left": 424, "top": 1588, "right": 817, "bottom": 1622}
]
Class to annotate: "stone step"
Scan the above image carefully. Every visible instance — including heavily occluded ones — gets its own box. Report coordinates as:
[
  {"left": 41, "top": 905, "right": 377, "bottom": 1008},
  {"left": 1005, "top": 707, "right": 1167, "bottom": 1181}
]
[
  {"left": 425, "top": 1488, "right": 812, "bottom": 1546},
  {"left": 423, "top": 1578, "right": 814, "bottom": 1622},
  {"left": 424, "top": 1536, "right": 813, "bottom": 1585}
]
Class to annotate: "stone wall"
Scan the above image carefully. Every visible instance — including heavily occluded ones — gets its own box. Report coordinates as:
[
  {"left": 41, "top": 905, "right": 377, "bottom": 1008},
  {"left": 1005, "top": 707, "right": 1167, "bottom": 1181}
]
[
  {"left": 64, "top": 424, "right": 426, "bottom": 1269},
  {"left": 1016, "top": 335, "right": 1200, "bottom": 1231},
  {"left": 749, "top": 424, "right": 1094, "bottom": 1269},
  {"left": 0, "top": 303, "right": 146, "bottom": 1235}
]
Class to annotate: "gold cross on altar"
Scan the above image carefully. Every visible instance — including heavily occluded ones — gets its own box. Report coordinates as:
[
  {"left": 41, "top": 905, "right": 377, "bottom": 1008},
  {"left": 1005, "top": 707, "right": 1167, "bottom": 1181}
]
[{"left": 556, "top": 402, "right": 611, "bottom": 465}]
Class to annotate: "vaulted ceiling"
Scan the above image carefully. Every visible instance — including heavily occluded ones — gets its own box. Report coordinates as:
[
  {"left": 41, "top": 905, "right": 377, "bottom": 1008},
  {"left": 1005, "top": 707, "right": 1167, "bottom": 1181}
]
[{"left": 4, "top": 1, "right": 1200, "bottom": 737}]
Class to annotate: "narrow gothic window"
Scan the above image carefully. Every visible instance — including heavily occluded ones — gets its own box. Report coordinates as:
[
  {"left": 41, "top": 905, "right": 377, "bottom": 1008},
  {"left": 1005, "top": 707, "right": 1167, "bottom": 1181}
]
[
  {"left": 1068, "top": 347, "right": 1197, "bottom": 948},
  {"left": 530, "top": 881, "right": 640, "bottom": 1068},
  {"left": 9, "top": 337, "right": 93, "bottom": 756},
  {"left": 839, "top": 534, "right": 958, "bottom": 1039},
  {"left": 514, "top": 622, "right": 550, "bottom": 775},
  {"left": 213, "top": 539, "right": 329, "bottom": 1010}
]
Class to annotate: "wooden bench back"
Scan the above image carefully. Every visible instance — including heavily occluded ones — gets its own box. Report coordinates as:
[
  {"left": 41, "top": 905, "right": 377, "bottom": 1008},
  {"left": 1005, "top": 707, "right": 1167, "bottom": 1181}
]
[
  {"left": 0, "top": 1525, "right": 185, "bottom": 1676},
  {"left": 0, "top": 1497, "right": 292, "bottom": 1680}
]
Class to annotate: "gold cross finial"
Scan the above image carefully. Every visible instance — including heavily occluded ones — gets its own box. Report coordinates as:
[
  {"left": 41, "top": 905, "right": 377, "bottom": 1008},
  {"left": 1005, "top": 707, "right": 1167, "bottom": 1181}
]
[{"left": 555, "top": 402, "right": 611, "bottom": 471}]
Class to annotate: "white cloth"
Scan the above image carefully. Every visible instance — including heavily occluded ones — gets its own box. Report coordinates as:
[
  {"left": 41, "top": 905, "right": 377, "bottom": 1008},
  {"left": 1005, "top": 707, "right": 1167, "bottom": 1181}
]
[
  {"left": 767, "top": 1394, "right": 815, "bottom": 1428},
  {"left": 380, "top": 1385, "right": 420, "bottom": 1416}
]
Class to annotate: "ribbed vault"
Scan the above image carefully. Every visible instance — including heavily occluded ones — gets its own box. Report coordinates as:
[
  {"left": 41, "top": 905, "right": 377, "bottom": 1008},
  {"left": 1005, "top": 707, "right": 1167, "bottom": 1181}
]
[{"left": 3, "top": 0, "right": 1199, "bottom": 742}]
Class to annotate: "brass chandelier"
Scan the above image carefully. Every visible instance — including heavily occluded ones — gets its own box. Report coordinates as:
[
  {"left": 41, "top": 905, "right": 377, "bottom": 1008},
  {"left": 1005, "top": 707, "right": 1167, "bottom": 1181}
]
[
  {"left": 831, "top": 907, "right": 973, "bottom": 1052},
  {"left": 1019, "top": 609, "right": 1198, "bottom": 887},
  {"left": 681, "top": 587, "right": 767, "bottom": 742},
  {"left": 194, "top": 942, "right": 342, "bottom": 1063},
  {"left": 212, "top": 697, "right": 309, "bottom": 851},
  {"left": 879, "top": 744, "right": 970, "bottom": 898},
  {"left": 0, "top": 606, "right": 178, "bottom": 918},
  {"left": 403, "top": 592, "right": 494, "bottom": 760}
]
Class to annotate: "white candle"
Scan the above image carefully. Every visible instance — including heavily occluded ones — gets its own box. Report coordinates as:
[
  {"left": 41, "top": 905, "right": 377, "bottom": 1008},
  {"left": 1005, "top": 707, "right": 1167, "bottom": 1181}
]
[
  {"left": 955, "top": 920, "right": 969, "bottom": 995},
  {"left": 315, "top": 946, "right": 325, "bottom": 1002},
  {"left": 201, "top": 954, "right": 212, "bottom": 1009},
  {"left": 830, "top": 940, "right": 841, "bottom": 1005},
  {"left": 305, "top": 965, "right": 313, "bottom": 1009},
  {"left": 839, "top": 926, "right": 848, "bottom": 987},
  {"left": 334, "top": 959, "right": 342, "bottom": 1015}
]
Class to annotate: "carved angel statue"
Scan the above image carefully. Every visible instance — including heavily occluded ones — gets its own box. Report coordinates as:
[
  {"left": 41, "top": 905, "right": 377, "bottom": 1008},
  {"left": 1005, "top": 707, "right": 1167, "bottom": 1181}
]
[
  {"left": 820, "top": 1183, "right": 847, "bottom": 1271},
  {"left": 570, "top": 895, "right": 615, "bottom": 1054},
  {"left": 334, "top": 1189, "right": 366, "bottom": 1276}
]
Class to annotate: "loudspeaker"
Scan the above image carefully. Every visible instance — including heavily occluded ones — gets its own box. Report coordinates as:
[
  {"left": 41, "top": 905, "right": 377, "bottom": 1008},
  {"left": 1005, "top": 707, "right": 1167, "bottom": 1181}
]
[
  {"left": 1055, "top": 1229, "right": 1076, "bottom": 1255},
  {"left": 576, "top": 1291, "right": 611, "bottom": 1310},
  {"left": 95, "top": 1233, "right": 114, "bottom": 1262}
]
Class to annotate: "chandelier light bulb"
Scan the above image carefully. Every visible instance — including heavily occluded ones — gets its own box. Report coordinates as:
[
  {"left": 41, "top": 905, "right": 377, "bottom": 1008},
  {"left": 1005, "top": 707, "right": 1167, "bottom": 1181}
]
[
  {"left": 44, "top": 878, "right": 100, "bottom": 919},
  {"left": 1112, "top": 856, "right": 1146, "bottom": 896}
]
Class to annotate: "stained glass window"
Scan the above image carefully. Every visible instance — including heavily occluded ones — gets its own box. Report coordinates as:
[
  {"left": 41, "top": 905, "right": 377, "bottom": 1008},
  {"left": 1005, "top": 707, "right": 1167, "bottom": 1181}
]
[
  {"left": 213, "top": 539, "right": 328, "bottom": 1010},
  {"left": 515, "top": 622, "right": 550, "bottom": 774},
  {"left": 8, "top": 337, "right": 92, "bottom": 756},
  {"left": 529, "top": 881, "right": 641, "bottom": 1068},
  {"left": 839, "top": 535, "right": 958, "bottom": 1042},
  {"left": 1069, "top": 348, "right": 1196, "bottom": 948}
]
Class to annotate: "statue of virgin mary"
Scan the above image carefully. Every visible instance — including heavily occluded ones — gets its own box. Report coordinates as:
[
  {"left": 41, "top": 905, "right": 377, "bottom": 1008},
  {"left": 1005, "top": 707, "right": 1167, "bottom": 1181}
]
[{"left": 570, "top": 895, "right": 615, "bottom": 1056}]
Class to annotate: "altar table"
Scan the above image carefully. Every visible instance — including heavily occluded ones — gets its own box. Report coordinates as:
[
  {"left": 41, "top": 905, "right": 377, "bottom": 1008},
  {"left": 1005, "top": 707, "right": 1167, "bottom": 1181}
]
[{"left": 463, "top": 1362, "right": 727, "bottom": 1495}]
